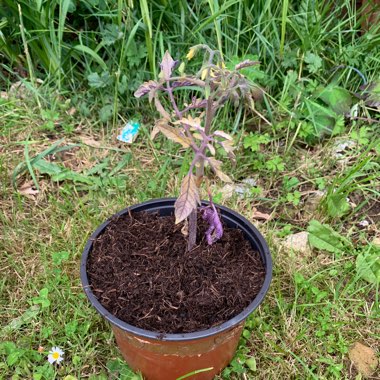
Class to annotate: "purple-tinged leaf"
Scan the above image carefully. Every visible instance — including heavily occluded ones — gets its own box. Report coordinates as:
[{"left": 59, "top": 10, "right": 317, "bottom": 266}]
[
  {"left": 172, "top": 78, "right": 206, "bottom": 88},
  {"left": 160, "top": 51, "right": 178, "bottom": 80},
  {"left": 175, "top": 173, "right": 200, "bottom": 224},
  {"left": 134, "top": 80, "right": 159, "bottom": 98},
  {"left": 200, "top": 204, "right": 223, "bottom": 244},
  {"left": 235, "top": 60, "right": 260, "bottom": 70}
]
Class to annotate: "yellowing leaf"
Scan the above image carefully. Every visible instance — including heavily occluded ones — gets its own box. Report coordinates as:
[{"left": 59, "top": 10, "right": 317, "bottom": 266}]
[
  {"left": 213, "top": 130, "right": 233, "bottom": 140},
  {"left": 175, "top": 173, "right": 200, "bottom": 224},
  {"left": 173, "top": 116, "right": 202, "bottom": 129},
  {"left": 156, "top": 120, "right": 191, "bottom": 148}
]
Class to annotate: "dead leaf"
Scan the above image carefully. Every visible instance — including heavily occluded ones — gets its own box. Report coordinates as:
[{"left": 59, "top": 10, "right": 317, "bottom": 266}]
[
  {"left": 207, "top": 143, "right": 216, "bottom": 156},
  {"left": 67, "top": 107, "right": 76, "bottom": 116},
  {"left": 207, "top": 157, "right": 232, "bottom": 183},
  {"left": 349, "top": 342, "right": 378, "bottom": 378},
  {"left": 174, "top": 116, "right": 202, "bottom": 129},
  {"left": 213, "top": 130, "right": 233, "bottom": 140},
  {"left": 156, "top": 120, "right": 192, "bottom": 148},
  {"left": 175, "top": 173, "right": 200, "bottom": 224},
  {"left": 150, "top": 125, "right": 160, "bottom": 140},
  {"left": 18, "top": 181, "right": 39, "bottom": 198},
  {"left": 79, "top": 136, "right": 102, "bottom": 147},
  {"left": 181, "top": 219, "right": 189, "bottom": 236},
  {"left": 154, "top": 95, "right": 171, "bottom": 120},
  {"left": 252, "top": 208, "right": 272, "bottom": 221}
]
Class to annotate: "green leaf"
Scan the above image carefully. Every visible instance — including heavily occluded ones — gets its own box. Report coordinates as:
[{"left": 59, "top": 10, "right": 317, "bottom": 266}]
[
  {"left": 356, "top": 249, "right": 380, "bottom": 284},
  {"left": 307, "top": 220, "right": 351, "bottom": 254},
  {"left": 99, "top": 104, "right": 113, "bottom": 123},
  {"left": 3, "top": 305, "right": 40, "bottom": 333},
  {"left": 33, "top": 159, "right": 64, "bottom": 176},
  {"left": 7, "top": 350, "right": 23, "bottom": 366},
  {"left": 304, "top": 52, "right": 322, "bottom": 74},
  {"left": 102, "top": 24, "right": 122, "bottom": 46},
  {"left": 87, "top": 71, "right": 112, "bottom": 89},
  {"left": 315, "top": 85, "right": 352, "bottom": 114},
  {"left": 246, "top": 357, "right": 257, "bottom": 371},
  {"left": 51, "top": 169, "right": 95, "bottom": 185},
  {"left": 326, "top": 193, "right": 350, "bottom": 217},
  {"left": 32, "top": 288, "right": 50, "bottom": 308},
  {"left": 73, "top": 45, "right": 108, "bottom": 71},
  {"left": 52, "top": 251, "right": 70, "bottom": 265}
]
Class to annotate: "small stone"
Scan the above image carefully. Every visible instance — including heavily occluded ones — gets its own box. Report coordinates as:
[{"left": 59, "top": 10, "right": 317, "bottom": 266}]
[
  {"left": 304, "top": 191, "right": 325, "bottom": 214},
  {"left": 349, "top": 342, "right": 378, "bottom": 377},
  {"left": 372, "top": 236, "right": 380, "bottom": 247},
  {"left": 283, "top": 232, "right": 311, "bottom": 255},
  {"left": 332, "top": 140, "right": 356, "bottom": 158},
  {"left": 220, "top": 184, "right": 235, "bottom": 200},
  {"left": 241, "top": 177, "right": 257, "bottom": 187}
]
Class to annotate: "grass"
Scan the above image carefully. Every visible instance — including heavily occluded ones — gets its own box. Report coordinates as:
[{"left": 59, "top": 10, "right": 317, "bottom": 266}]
[{"left": 0, "top": 89, "right": 379, "bottom": 379}]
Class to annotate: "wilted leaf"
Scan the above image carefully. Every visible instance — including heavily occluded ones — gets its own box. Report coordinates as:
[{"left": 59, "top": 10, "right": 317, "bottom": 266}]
[
  {"left": 213, "top": 130, "right": 233, "bottom": 140},
  {"left": 80, "top": 136, "right": 102, "bottom": 147},
  {"left": 208, "top": 157, "right": 232, "bottom": 183},
  {"left": 360, "top": 80, "right": 380, "bottom": 108},
  {"left": 156, "top": 120, "right": 192, "bottom": 148},
  {"left": 207, "top": 143, "right": 216, "bottom": 156},
  {"left": 150, "top": 125, "right": 160, "bottom": 140},
  {"left": 175, "top": 173, "right": 200, "bottom": 224},
  {"left": 174, "top": 116, "right": 202, "bottom": 129},
  {"left": 252, "top": 209, "right": 271, "bottom": 221},
  {"left": 307, "top": 220, "right": 352, "bottom": 254},
  {"left": 18, "top": 181, "right": 39, "bottom": 198},
  {"left": 160, "top": 51, "right": 177, "bottom": 80},
  {"left": 154, "top": 95, "right": 171, "bottom": 120}
]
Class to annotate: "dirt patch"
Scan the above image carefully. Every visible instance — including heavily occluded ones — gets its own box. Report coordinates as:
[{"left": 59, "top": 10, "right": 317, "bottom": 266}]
[
  {"left": 349, "top": 342, "right": 378, "bottom": 378},
  {"left": 87, "top": 210, "right": 266, "bottom": 333}
]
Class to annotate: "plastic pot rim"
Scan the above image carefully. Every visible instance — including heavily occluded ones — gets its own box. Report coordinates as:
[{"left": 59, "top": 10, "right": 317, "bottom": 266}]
[{"left": 80, "top": 198, "right": 272, "bottom": 342}]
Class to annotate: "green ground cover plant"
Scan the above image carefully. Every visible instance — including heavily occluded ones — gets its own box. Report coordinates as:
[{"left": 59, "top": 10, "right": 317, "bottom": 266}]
[{"left": 1, "top": 0, "right": 379, "bottom": 378}]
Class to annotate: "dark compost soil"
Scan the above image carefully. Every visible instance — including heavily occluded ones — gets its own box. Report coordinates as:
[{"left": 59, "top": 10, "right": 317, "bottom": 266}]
[{"left": 87, "top": 210, "right": 266, "bottom": 334}]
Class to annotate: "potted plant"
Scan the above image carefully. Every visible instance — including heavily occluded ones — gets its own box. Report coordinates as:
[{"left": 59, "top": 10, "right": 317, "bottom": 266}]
[{"left": 80, "top": 45, "right": 272, "bottom": 380}]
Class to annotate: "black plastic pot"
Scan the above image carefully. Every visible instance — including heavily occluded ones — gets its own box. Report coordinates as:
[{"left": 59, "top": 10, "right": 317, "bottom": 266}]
[{"left": 81, "top": 198, "right": 272, "bottom": 380}]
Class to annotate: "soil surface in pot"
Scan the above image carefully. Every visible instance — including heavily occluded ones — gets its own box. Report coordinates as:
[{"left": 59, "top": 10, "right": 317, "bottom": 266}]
[{"left": 87, "top": 211, "right": 265, "bottom": 333}]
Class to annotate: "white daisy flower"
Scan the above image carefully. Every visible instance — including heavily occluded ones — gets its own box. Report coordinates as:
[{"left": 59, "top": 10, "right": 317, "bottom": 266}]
[{"left": 48, "top": 346, "right": 64, "bottom": 364}]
